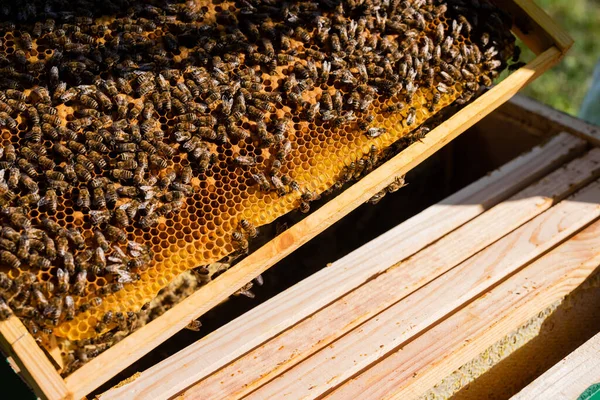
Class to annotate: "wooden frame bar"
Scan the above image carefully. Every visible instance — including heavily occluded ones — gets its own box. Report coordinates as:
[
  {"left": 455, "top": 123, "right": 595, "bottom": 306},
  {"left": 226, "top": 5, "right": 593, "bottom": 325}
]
[{"left": 0, "top": 0, "right": 574, "bottom": 398}]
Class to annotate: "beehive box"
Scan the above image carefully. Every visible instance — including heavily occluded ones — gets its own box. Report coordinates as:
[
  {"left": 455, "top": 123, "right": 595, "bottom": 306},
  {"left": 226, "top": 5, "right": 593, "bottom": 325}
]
[
  {"left": 0, "top": 0, "right": 572, "bottom": 398},
  {"left": 97, "top": 97, "right": 600, "bottom": 400}
]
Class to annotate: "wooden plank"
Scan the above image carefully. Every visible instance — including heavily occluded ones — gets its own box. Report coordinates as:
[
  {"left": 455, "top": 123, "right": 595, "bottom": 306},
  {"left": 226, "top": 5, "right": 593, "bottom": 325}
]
[
  {"left": 69, "top": 46, "right": 564, "bottom": 399},
  {"left": 512, "top": 332, "right": 600, "bottom": 400},
  {"left": 178, "top": 149, "right": 600, "bottom": 400},
  {"left": 0, "top": 317, "right": 71, "bottom": 400},
  {"left": 99, "top": 133, "right": 584, "bottom": 400},
  {"left": 243, "top": 178, "right": 600, "bottom": 400},
  {"left": 502, "top": 94, "right": 600, "bottom": 146},
  {"left": 327, "top": 220, "right": 600, "bottom": 400}
]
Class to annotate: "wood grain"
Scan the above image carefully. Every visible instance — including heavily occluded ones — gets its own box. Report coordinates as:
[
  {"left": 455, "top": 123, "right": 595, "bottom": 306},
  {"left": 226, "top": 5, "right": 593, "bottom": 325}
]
[
  {"left": 0, "top": 317, "right": 71, "bottom": 400},
  {"left": 100, "top": 132, "right": 583, "bottom": 400},
  {"left": 326, "top": 219, "right": 600, "bottom": 400},
  {"left": 244, "top": 178, "right": 600, "bottom": 399},
  {"left": 176, "top": 147, "right": 600, "bottom": 400},
  {"left": 71, "top": 46, "right": 564, "bottom": 400},
  {"left": 511, "top": 332, "right": 600, "bottom": 400}
]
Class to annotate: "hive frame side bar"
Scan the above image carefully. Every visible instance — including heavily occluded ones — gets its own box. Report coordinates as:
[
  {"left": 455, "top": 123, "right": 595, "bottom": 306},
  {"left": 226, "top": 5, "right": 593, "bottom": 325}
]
[
  {"left": 504, "top": 94, "right": 600, "bottom": 146},
  {"left": 99, "top": 134, "right": 586, "bottom": 399},
  {"left": 245, "top": 177, "right": 600, "bottom": 399},
  {"left": 492, "top": 0, "right": 573, "bottom": 55},
  {"left": 512, "top": 0, "right": 574, "bottom": 52},
  {"left": 0, "top": 317, "right": 70, "bottom": 400},
  {"left": 176, "top": 146, "right": 600, "bottom": 399},
  {"left": 325, "top": 220, "right": 600, "bottom": 400},
  {"left": 64, "top": 44, "right": 562, "bottom": 399}
]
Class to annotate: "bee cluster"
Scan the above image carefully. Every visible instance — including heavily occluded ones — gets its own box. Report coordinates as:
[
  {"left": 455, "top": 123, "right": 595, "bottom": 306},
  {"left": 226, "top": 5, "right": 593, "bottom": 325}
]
[{"left": 0, "top": 0, "right": 517, "bottom": 370}]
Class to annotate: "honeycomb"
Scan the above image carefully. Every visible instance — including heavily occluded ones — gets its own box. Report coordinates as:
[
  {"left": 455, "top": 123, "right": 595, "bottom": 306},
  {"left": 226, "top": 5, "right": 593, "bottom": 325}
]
[{"left": 0, "top": 0, "right": 517, "bottom": 370}]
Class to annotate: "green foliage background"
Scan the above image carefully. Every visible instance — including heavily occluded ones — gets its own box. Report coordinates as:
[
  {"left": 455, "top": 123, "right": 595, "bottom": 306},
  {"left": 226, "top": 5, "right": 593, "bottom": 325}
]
[{"left": 519, "top": 0, "right": 600, "bottom": 116}]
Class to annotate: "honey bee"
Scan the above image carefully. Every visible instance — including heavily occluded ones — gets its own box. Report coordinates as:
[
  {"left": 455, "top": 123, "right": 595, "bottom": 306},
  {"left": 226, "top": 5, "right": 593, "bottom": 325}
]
[
  {"left": 368, "top": 189, "right": 387, "bottom": 205},
  {"left": 76, "top": 187, "right": 91, "bottom": 209},
  {"left": 6, "top": 89, "right": 26, "bottom": 102},
  {"left": 112, "top": 169, "right": 134, "bottom": 182},
  {"left": 106, "top": 225, "right": 127, "bottom": 244},
  {"left": 114, "top": 208, "right": 130, "bottom": 227},
  {"left": 64, "top": 296, "right": 75, "bottom": 321},
  {"left": 20, "top": 173, "right": 39, "bottom": 193},
  {"left": 0, "top": 298, "right": 12, "bottom": 320},
  {"left": 406, "top": 107, "right": 417, "bottom": 126},
  {"left": 252, "top": 172, "right": 271, "bottom": 192},
  {"left": 234, "top": 155, "right": 256, "bottom": 167},
  {"left": 270, "top": 173, "right": 287, "bottom": 196},
  {"left": 67, "top": 228, "right": 85, "bottom": 250},
  {"left": 0, "top": 238, "right": 16, "bottom": 253},
  {"left": 30, "top": 253, "right": 52, "bottom": 270},
  {"left": 92, "top": 187, "right": 106, "bottom": 209},
  {"left": 366, "top": 127, "right": 386, "bottom": 138},
  {"left": 63, "top": 252, "right": 75, "bottom": 275},
  {"left": 239, "top": 219, "right": 258, "bottom": 239},
  {"left": 0, "top": 112, "right": 17, "bottom": 130},
  {"left": 37, "top": 189, "right": 57, "bottom": 213},
  {"left": 3, "top": 144, "right": 16, "bottom": 163},
  {"left": 0, "top": 250, "right": 20, "bottom": 268},
  {"left": 231, "top": 231, "right": 248, "bottom": 251},
  {"left": 186, "top": 320, "right": 202, "bottom": 332},
  {"left": 19, "top": 192, "right": 41, "bottom": 207},
  {"left": 138, "top": 140, "right": 156, "bottom": 154},
  {"left": 384, "top": 102, "right": 406, "bottom": 113},
  {"left": 7, "top": 167, "right": 19, "bottom": 189},
  {"left": 56, "top": 268, "right": 70, "bottom": 293},
  {"left": 72, "top": 271, "right": 87, "bottom": 296},
  {"left": 74, "top": 163, "right": 92, "bottom": 183},
  {"left": 180, "top": 166, "right": 193, "bottom": 185},
  {"left": 0, "top": 100, "right": 13, "bottom": 115}
]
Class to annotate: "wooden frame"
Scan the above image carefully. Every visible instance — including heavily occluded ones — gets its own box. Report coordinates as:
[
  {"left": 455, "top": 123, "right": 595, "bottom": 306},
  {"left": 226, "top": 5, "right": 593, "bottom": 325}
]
[{"left": 0, "top": 1, "right": 574, "bottom": 398}]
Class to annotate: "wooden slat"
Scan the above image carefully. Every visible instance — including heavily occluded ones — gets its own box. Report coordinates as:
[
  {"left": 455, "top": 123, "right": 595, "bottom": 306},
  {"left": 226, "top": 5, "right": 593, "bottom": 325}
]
[
  {"left": 244, "top": 178, "right": 600, "bottom": 399},
  {"left": 502, "top": 94, "right": 600, "bottom": 146},
  {"left": 177, "top": 147, "right": 600, "bottom": 400},
  {"left": 99, "top": 133, "right": 584, "bottom": 400},
  {"left": 70, "top": 46, "right": 564, "bottom": 400},
  {"left": 0, "top": 317, "right": 71, "bottom": 400},
  {"left": 327, "top": 220, "right": 600, "bottom": 400},
  {"left": 512, "top": 332, "right": 600, "bottom": 400}
]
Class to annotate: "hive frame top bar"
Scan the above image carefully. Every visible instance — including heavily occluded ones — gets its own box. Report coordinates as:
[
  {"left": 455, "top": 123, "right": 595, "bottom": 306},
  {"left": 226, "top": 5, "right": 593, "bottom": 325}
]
[{"left": 0, "top": 0, "right": 573, "bottom": 398}]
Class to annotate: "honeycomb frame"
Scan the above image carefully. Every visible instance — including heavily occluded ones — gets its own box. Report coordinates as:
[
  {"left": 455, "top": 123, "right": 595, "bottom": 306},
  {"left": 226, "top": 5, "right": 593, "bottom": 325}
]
[{"left": 0, "top": 0, "right": 571, "bottom": 391}]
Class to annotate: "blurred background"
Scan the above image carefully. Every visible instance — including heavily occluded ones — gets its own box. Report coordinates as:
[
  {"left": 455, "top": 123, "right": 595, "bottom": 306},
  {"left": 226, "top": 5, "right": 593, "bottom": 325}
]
[{"left": 518, "top": 0, "right": 600, "bottom": 120}]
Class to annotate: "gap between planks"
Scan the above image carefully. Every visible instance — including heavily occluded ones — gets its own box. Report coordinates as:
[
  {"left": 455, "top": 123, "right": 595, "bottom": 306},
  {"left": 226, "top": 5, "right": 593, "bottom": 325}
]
[
  {"left": 242, "top": 172, "right": 600, "bottom": 400},
  {"left": 179, "top": 147, "right": 600, "bottom": 399},
  {"left": 326, "top": 219, "right": 600, "bottom": 400},
  {"left": 511, "top": 331, "right": 600, "bottom": 400},
  {"left": 100, "top": 131, "right": 584, "bottom": 400},
  {"left": 77, "top": 46, "right": 564, "bottom": 400}
]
